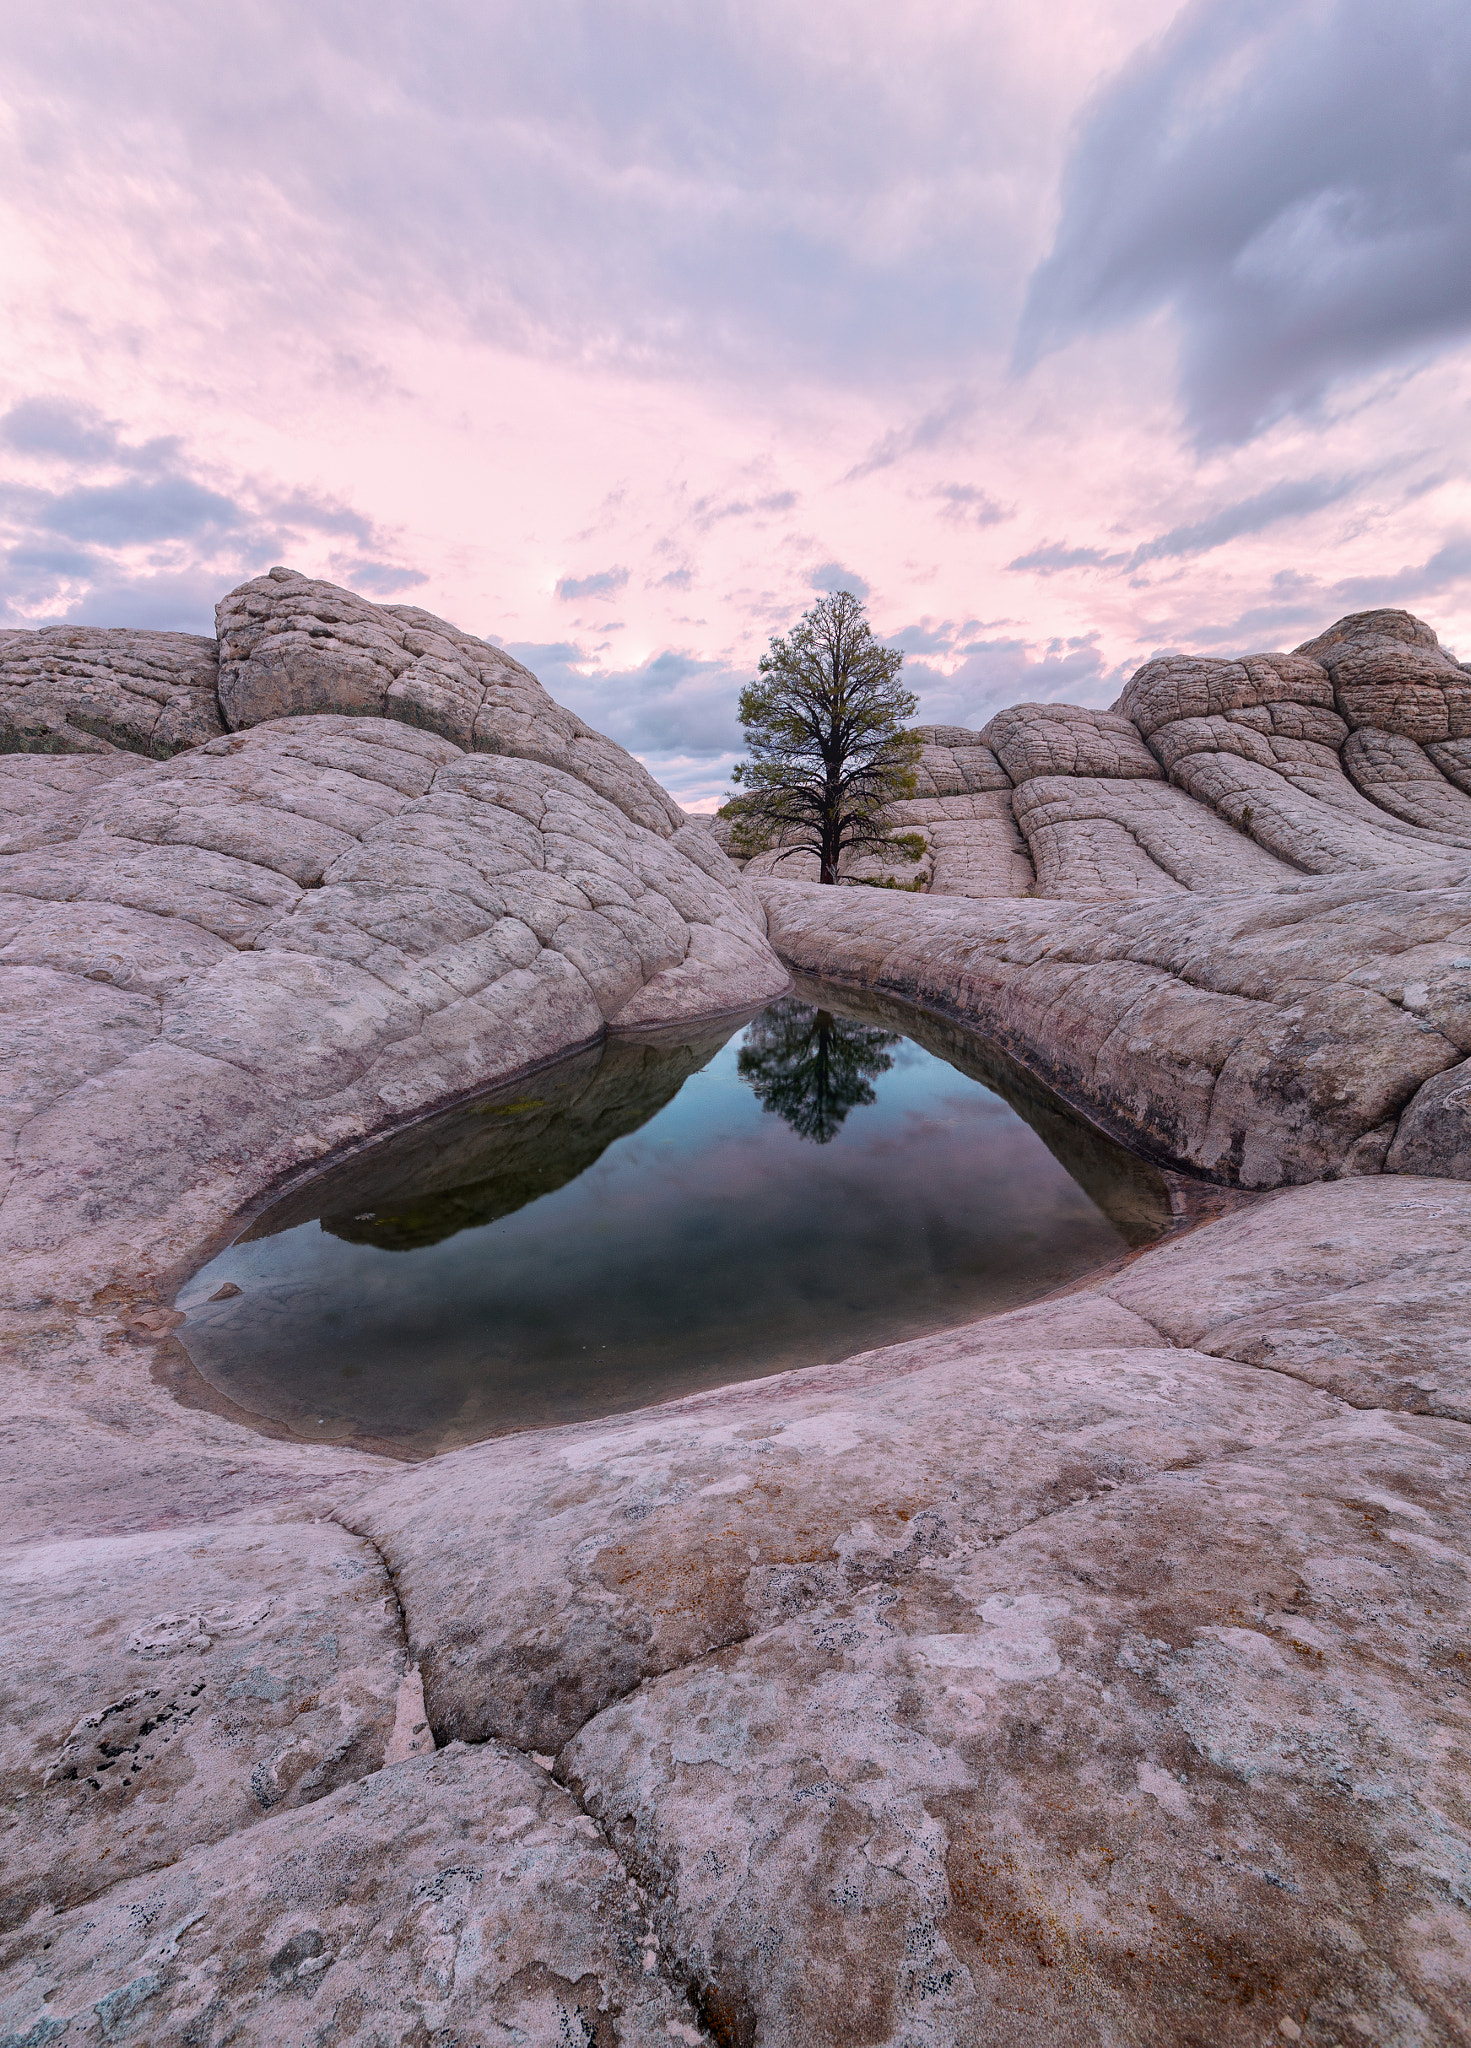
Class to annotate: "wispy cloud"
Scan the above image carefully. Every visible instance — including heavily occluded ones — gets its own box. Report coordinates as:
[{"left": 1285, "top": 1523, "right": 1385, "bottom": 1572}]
[
  {"left": 2, "top": 0, "right": 1470, "bottom": 733},
  {"left": 338, "top": 559, "right": 429, "bottom": 596},
  {"left": 0, "top": 4, "right": 1078, "bottom": 390},
  {"left": 1009, "top": 472, "right": 1371, "bottom": 577},
  {"left": 844, "top": 392, "right": 976, "bottom": 484},
  {"left": 688, "top": 490, "right": 798, "bottom": 531},
  {"left": 808, "top": 562, "right": 870, "bottom": 598},
  {"left": 929, "top": 483, "right": 1009, "bottom": 528},
  {"left": 1333, "top": 534, "right": 1471, "bottom": 614},
  {"left": 555, "top": 566, "right": 630, "bottom": 601},
  {"left": 0, "top": 397, "right": 181, "bottom": 471},
  {"left": 0, "top": 397, "right": 421, "bottom": 629},
  {"left": 505, "top": 636, "right": 750, "bottom": 805},
  {"left": 1128, "top": 474, "right": 1366, "bottom": 566},
  {"left": 903, "top": 632, "right": 1128, "bottom": 728},
  {"left": 1008, "top": 541, "right": 1117, "bottom": 576}
]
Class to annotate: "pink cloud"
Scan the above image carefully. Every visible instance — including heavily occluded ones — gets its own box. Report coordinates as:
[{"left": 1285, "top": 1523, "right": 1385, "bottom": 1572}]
[{"left": 2, "top": 0, "right": 1469, "bottom": 806}]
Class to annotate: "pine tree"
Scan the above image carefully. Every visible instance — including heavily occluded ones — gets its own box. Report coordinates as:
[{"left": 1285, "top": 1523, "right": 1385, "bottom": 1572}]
[{"left": 720, "top": 589, "right": 923, "bottom": 884}]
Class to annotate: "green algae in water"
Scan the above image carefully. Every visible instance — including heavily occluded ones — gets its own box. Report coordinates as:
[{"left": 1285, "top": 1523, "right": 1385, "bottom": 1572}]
[{"left": 177, "top": 989, "right": 1175, "bottom": 1456}]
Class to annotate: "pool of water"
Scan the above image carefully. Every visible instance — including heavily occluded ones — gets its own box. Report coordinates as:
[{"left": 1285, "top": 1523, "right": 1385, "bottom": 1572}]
[{"left": 177, "top": 987, "right": 1174, "bottom": 1456}]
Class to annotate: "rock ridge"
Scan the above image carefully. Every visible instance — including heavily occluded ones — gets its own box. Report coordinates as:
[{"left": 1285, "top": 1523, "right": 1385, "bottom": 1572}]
[
  {"left": 1, "top": 578, "right": 1469, "bottom": 2046},
  {"left": 738, "top": 607, "right": 1471, "bottom": 904},
  {"left": 756, "top": 868, "right": 1471, "bottom": 1188}
]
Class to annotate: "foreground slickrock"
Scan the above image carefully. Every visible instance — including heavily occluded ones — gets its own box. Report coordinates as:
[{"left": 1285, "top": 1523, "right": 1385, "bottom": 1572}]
[
  {"left": 1, "top": 579, "right": 1469, "bottom": 2045},
  {"left": 0, "top": 1744, "right": 699, "bottom": 2046}
]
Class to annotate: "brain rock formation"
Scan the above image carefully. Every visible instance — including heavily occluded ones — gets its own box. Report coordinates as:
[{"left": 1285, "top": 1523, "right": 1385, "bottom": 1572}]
[
  {"left": 3, "top": 580, "right": 1471, "bottom": 2048},
  {"left": 741, "top": 606, "right": 1471, "bottom": 902},
  {"left": 0, "top": 570, "right": 788, "bottom": 1308}
]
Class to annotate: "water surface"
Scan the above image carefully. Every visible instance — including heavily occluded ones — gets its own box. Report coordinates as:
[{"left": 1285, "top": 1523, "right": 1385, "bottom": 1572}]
[{"left": 178, "top": 989, "right": 1171, "bottom": 1455}]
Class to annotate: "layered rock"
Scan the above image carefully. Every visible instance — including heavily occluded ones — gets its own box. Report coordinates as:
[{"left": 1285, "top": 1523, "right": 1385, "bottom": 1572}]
[
  {"left": 0, "top": 714, "right": 786, "bottom": 1307},
  {"left": 1010, "top": 772, "right": 1297, "bottom": 899},
  {"left": 898, "top": 726, "right": 1037, "bottom": 896},
  {"left": 2, "top": 579, "right": 1471, "bottom": 2048},
  {"left": 217, "top": 567, "right": 683, "bottom": 836},
  {"left": 0, "top": 626, "right": 224, "bottom": 758},
  {"left": 1343, "top": 727, "right": 1471, "bottom": 842},
  {"left": 756, "top": 871, "right": 1471, "bottom": 1187},
  {"left": 730, "top": 609, "right": 1471, "bottom": 908},
  {"left": 980, "top": 700, "right": 1164, "bottom": 784},
  {"left": 1298, "top": 606, "right": 1471, "bottom": 741},
  {"left": 1118, "top": 639, "right": 1471, "bottom": 881}
]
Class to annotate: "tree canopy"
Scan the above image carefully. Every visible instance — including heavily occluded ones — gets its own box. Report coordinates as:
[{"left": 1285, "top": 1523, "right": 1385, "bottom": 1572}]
[{"left": 720, "top": 588, "right": 922, "bottom": 884}]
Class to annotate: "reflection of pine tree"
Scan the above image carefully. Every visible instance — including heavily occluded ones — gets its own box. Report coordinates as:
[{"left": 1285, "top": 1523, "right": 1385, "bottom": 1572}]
[{"left": 737, "top": 999, "right": 900, "bottom": 1144}]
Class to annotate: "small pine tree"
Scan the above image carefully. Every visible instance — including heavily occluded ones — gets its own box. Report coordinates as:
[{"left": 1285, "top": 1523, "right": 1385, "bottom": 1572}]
[{"left": 720, "top": 589, "right": 923, "bottom": 885}]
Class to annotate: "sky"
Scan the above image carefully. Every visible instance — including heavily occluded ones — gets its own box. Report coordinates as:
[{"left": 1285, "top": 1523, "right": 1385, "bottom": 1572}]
[{"left": 2, "top": 0, "right": 1470, "bottom": 807}]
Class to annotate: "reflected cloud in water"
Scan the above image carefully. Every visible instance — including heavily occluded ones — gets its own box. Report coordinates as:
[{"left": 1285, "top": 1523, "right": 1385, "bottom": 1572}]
[{"left": 174, "top": 984, "right": 1218, "bottom": 1458}]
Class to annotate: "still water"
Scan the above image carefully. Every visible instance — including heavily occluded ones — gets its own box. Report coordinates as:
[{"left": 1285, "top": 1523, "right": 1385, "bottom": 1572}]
[{"left": 178, "top": 988, "right": 1174, "bottom": 1456}]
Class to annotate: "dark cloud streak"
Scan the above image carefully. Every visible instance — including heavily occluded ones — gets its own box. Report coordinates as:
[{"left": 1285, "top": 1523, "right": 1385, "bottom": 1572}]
[
  {"left": 1008, "top": 471, "right": 1370, "bottom": 576},
  {"left": 1018, "top": 0, "right": 1471, "bottom": 442}
]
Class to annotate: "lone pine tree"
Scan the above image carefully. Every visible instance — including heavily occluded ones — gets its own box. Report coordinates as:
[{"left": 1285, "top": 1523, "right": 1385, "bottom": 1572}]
[{"left": 720, "top": 589, "right": 923, "bottom": 884}]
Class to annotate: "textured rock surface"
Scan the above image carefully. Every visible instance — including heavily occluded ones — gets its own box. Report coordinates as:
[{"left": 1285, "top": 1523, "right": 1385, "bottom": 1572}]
[
  {"left": 1343, "top": 727, "right": 1471, "bottom": 843},
  {"left": 1298, "top": 608, "right": 1471, "bottom": 742},
  {"left": 0, "top": 713, "right": 786, "bottom": 1306},
  {"left": 565, "top": 1403, "right": 1469, "bottom": 2047},
  {"left": 908, "top": 725, "right": 1012, "bottom": 798},
  {"left": 1431, "top": 737, "right": 1471, "bottom": 795},
  {"left": 0, "top": 1744, "right": 705, "bottom": 2046},
  {"left": 1391, "top": 1055, "right": 1471, "bottom": 1181},
  {"left": 1011, "top": 771, "right": 1298, "bottom": 898},
  {"left": 894, "top": 789, "right": 1036, "bottom": 898},
  {"left": 0, "top": 1519, "right": 415, "bottom": 1932},
  {"left": 0, "top": 627, "right": 224, "bottom": 759},
  {"left": 1106, "top": 1175, "right": 1471, "bottom": 1420},
  {"left": 217, "top": 567, "right": 684, "bottom": 836},
  {"left": 319, "top": 1177, "right": 1471, "bottom": 2047},
  {"left": 731, "top": 610, "right": 1471, "bottom": 906},
  {"left": 3, "top": 581, "right": 1471, "bottom": 2047},
  {"left": 6, "top": 1178, "right": 1469, "bottom": 2047},
  {"left": 756, "top": 869, "right": 1471, "bottom": 1187},
  {"left": 981, "top": 700, "right": 1164, "bottom": 783},
  {"left": 345, "top": 1332, "right": 1309, "bottom": 1756}
]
